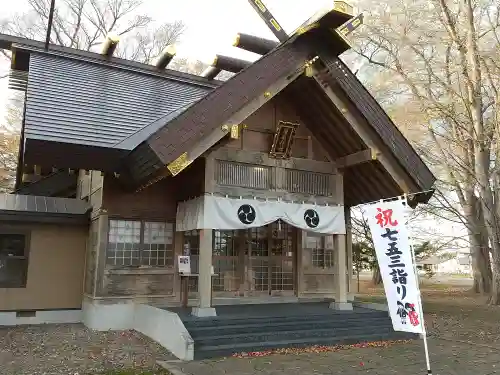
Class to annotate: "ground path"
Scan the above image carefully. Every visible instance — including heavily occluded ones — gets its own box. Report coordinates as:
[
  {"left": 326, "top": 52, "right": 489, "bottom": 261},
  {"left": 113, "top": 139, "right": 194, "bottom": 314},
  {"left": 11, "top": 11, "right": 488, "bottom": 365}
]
[
  {"left": 1, "top": 284, "right": 500, "bottom": 374},
  {"left": 165, "top": 338, "right": 500, "bottom": 375}
]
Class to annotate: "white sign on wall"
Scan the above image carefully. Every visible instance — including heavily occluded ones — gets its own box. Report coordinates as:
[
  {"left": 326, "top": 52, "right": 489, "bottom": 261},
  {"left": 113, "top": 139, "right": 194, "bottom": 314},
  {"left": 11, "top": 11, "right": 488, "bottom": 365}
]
[
  {"left": 364, "top": 199, "right": 424, "bottom": 334},
  {"left": 178, "top": 256, "right": 191, "bottom": 275}
]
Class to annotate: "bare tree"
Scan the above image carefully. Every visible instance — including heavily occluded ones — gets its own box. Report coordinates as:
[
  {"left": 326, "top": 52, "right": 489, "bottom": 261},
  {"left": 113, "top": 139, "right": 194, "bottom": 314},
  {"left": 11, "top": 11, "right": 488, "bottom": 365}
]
[
  {"left": 352, "top": 0, "right": 500, "bottom": 301},
  {"left": 0, "top": 93, "right": 23, "bottom": 192},
  {"left": 0, "top": 0, "right": 185, "bottom": 61}
]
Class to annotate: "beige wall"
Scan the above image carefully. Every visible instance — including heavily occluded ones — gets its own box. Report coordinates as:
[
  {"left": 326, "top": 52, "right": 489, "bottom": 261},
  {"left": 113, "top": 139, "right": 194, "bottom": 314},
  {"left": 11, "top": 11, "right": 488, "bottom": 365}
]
[{"left": 0, "top": 223, "right": 87, "bottom": 311}]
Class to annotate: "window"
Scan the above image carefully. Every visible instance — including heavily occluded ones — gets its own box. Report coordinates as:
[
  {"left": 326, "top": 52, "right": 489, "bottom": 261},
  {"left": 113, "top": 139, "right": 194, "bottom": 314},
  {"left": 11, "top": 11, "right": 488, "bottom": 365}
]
[
  {"left": 303, "top": 231, "right": 334, "bottom": 268},
  {"left": 0, "top": 233, "right": 29, "bottom": 288},
  {"left": 213, "top": 230, "right": 238, "bottom": 257},
  {"left": 106, "top": 220, "right": 173, "bottom": 266}
]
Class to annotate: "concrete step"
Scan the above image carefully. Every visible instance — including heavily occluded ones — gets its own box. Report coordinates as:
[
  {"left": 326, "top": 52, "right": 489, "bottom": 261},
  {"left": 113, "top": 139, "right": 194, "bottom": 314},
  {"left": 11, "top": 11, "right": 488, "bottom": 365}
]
[
  {"left": 188, "top": 316, "right": 393, "bottom": 337},
  {"left": 194, "top": 331, "right": 416, "bottom": 360},
  {"left": 182, "top": 311, "right": 389, "bottom": 328},
  {"left": 193, "top": 325, "right": 396, "bottom": 346}
]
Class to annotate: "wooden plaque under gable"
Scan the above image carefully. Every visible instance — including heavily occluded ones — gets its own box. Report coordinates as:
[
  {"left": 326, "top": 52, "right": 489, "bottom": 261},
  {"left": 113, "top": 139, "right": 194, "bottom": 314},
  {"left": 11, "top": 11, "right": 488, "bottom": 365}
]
[{"left": 269, "top": 121, "right": 299, "bottom": 159}]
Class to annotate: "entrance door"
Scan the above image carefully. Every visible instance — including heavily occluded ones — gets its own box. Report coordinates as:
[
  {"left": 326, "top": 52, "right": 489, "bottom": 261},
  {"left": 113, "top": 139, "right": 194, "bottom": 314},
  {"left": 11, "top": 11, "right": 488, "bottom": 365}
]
[{"left": 248, "top": 221, "right": 296, "bottom": 296}]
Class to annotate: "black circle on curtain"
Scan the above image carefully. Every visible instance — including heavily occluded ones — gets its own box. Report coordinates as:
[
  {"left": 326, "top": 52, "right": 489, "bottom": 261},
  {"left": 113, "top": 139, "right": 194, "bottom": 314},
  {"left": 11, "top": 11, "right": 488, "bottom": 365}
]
[
  {"left": 237, "top": 204, "right": 256, "bottom": 224},
  {"left": 304, "top": 209, "right": 320, "bottom": 228}
]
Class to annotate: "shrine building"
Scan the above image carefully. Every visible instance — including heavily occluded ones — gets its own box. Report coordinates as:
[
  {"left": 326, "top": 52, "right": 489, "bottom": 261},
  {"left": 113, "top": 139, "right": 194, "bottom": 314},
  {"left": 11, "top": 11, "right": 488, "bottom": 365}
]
[{"left": 0, "top": 3, "right": 435, "bottom": 360}]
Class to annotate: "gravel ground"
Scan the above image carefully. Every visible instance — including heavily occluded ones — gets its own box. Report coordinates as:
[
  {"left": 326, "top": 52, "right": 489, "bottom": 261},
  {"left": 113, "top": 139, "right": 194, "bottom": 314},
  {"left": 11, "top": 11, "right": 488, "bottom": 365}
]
[{"left": 0, "top": 324, "right": 174, "bottom": 375}]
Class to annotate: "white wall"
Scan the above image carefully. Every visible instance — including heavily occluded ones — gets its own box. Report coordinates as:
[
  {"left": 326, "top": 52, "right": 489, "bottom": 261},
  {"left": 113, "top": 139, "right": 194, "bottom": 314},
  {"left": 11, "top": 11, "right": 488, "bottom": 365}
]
[{"left": 82, "top": 300, "right": 194, "bottom": 361}]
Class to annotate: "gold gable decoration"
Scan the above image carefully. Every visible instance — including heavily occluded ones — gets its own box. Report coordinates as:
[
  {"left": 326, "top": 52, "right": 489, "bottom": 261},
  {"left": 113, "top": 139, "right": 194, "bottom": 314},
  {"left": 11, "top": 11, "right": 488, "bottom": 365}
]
[
  {"left": 167, "top": 152, "right": 193, "bottom": 176},
  {"left": 269, "top": 121, "right": 299, "bottom": 159}
]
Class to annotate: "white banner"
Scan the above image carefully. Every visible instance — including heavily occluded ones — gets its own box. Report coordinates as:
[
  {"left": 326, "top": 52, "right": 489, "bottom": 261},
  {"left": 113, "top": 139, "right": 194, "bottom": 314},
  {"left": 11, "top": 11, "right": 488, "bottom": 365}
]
[
  {"left": 176, "top": 195, "right": 345, "bottom": 234},
  {"left": 364, "top": 199, "right": 424, "bottom": 334}
]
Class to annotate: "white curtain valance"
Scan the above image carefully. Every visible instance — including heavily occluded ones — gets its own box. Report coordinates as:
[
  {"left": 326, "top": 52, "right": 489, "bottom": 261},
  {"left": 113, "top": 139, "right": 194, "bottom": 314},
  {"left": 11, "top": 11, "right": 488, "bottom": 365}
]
[{"left": 176, "top": 195, "right": 346, "bottom": 235}]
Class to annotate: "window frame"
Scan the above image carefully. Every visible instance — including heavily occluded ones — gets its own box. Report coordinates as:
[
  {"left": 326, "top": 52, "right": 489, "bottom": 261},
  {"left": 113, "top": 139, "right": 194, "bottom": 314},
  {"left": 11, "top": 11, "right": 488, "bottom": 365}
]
[
  {"left": 106, "top": 218, "right": 174, "bottom": 268},
  {"left": 303, "top": 231, "right": 334, "bottom": 269},
  {"left": 0, "top": 229, "right": 31, "bottom": 288}
]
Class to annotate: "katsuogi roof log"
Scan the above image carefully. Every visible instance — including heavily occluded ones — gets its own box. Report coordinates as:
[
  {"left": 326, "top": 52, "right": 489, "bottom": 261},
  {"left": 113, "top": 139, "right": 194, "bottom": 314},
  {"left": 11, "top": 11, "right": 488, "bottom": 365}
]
[
  {"left": 233, "top": 33, "right": 279, "bottom": 55},
  {"left": 154, "top": 45, "right": 177, "bottom": 69},
  {"left": 211, "top": 55, "right": 252, "bottom": 73},
  {"left": 101, "top": 34, "right": 119, "bottom": 57},
  {"left": 201, "top": 66, "right": 222, "bottom": 80}
]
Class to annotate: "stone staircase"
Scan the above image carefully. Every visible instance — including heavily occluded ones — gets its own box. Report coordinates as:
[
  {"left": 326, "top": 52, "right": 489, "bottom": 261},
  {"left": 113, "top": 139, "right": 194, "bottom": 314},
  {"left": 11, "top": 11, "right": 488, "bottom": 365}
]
[{"left": 178, "top": 303, "right": 416, "bottom": 360}]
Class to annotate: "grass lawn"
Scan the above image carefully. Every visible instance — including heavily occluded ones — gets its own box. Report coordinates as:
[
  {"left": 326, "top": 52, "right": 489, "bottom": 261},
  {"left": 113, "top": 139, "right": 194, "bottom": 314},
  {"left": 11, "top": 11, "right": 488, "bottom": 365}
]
[{"left": 354, "top": 278, "right": 500, "bottom": 346}]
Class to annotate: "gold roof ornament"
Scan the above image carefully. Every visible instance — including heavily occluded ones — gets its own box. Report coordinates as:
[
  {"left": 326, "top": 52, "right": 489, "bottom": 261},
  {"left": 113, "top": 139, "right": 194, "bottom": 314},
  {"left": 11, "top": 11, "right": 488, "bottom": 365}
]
[
  {"left": 334, "top": 1, "right": 354, "bottom": 16},
  {"left": 167, "top": 152, "right": 193, "bottom": 177}
]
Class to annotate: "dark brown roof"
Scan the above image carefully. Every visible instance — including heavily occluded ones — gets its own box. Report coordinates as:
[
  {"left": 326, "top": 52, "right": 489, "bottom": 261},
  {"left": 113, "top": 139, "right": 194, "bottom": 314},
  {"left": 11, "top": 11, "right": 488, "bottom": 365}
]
[
  {"left": 318, "top": 50, "right": 434, "bottom": 190},
  {"left": 2, "top": 11, "right": 435, "bottom": 205},
  {"left": 123, "top": 25, "right": 435, "bottom": 204},
  {"left": 124, "top": 9, "right": 355, "bottom": 184}
]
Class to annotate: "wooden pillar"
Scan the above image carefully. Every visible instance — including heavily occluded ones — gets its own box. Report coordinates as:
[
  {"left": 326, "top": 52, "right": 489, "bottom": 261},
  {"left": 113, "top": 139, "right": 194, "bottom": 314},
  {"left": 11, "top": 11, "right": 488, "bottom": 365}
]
[
  {"left": 345, "top": 206, "right": 353, "bottom": 298},
  {"left": 191, "top": 229, "right": 216, "bottom": 317},
  {"left": 237, "top": 230, "right": 247, "bottom": 296},
  {"left": 94, "top": 213, "right": 109, "bottom": 297},
  {"left": 329, "top": 172, "right": 353, "bottom": 310},
  {"left": 296, "top": 229, "right": 304, "bottom": 297},
  {"left": 330, "top": 234, "right": 352, "bottom": 309},
  {"left": 191, "top": 154, "right": 217, "bottom": 316},
  {"left": 174, "top": 231, "right": 184, "bottom": 304}
]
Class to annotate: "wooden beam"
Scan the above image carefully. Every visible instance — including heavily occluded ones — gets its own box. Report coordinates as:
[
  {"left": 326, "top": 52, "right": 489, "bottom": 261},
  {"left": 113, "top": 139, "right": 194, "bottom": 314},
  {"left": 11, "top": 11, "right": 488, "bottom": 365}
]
[
  {"left": 335, "top": 148, "right": 378, "bottom": 169},
  {"left": 212, "top": 54, "right": 252, "bottom": 73},
  {"left": 337, "top": 13, "right": 364, "bottom": 38},
  {"left": 201, "top": 66, "right": 221, "bottom": 80},
  {"left": 291, "top": 2, "right": 353, "bottom": 37},
  {"left": 154, "top": 45, "right": 176, "bottom": 69},
  {"left": 333, "top": 1, "right": 354, "bottom": 16},
  {"left": 247, "top": 0, "right": 288, "bottom": 42},
  {"left": 101, "top": 34, "right": 119, "bottom": 57},
  {"left": 233, "top": 33, "right": 279, "bottom": 55},
  {"left": 311, "top": 69, "right": 418, "bottom": 193}
]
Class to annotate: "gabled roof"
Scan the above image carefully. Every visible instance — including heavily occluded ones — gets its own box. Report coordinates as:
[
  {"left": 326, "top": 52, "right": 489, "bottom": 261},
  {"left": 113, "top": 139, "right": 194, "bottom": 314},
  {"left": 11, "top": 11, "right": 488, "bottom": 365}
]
[
  {"left": 121, "top": 19, "right": 435, "bottom": 205},
  {"left": 2, "top": 9, "right": 436, "bottom": 206},
  {"left": 123, "top": 9, "right": 355, "bottom": 185}
]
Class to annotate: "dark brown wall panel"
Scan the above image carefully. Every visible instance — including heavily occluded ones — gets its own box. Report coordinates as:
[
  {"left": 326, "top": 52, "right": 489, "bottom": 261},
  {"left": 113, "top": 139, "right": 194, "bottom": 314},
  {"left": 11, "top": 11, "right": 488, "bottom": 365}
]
[
  {"left": 102, "top": 177, "right": 177, "bottom": 220},
  {"left": 102, "top": 158, "right": 205, "bottom": 219},
  {"left": 238, "top": 95, "right": 329, "bottom": 161}
]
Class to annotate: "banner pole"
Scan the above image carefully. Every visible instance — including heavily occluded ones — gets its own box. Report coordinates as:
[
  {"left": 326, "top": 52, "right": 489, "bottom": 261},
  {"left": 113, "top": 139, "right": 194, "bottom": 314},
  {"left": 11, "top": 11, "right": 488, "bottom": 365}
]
[{"left": 404, "top": 196, "right": 432, "bottom": 374}]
